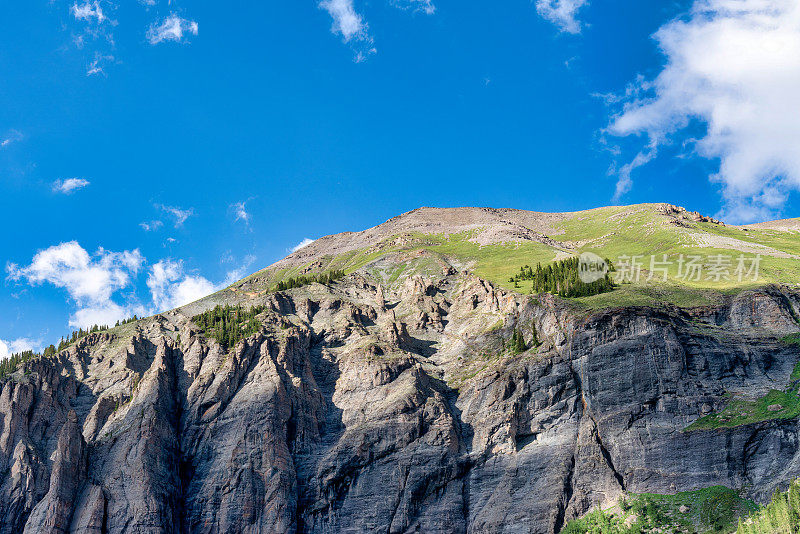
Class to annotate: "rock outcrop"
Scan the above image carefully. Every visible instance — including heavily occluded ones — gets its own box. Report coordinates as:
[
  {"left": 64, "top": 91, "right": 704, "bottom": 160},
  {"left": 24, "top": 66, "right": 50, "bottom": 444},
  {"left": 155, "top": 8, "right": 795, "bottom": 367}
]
[{"left": 2, "top": 266, "right": 800, "bottom": 533}]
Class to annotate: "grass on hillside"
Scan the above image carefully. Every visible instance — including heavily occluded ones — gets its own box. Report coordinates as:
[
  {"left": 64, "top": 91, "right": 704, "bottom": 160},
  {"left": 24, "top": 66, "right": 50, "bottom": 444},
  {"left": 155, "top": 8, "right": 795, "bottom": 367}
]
[
  {"left": 240, "top": 205, "right": 800, "bottom": 311},
  {"left": 686, "top": 389, "right": 800, "bottom": 431},
  {"left": 562, "top": 486, "right": 757, "bottom": 534},
  {"left": 686, "top": 335, "right": 800, "bottom": 431}
]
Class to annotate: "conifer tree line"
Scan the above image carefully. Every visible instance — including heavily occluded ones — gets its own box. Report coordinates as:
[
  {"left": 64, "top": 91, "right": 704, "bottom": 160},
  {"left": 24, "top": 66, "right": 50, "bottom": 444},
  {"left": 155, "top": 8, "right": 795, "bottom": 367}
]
[
  {"left": 0, "top": 350, "right": 37, "bottom": 379},
  {"left": 192, "top": 305, "right": 266, "bottom": 351},
  {"left": 55, "top": 320, "right": 136, "bottom": 352},
  {"left": 275, "top": 269, "right": 345, "bottom": 292},
  {"left": 510, "top": 257, "right": 615, "bottom": 298},
  {"left": 0, "top": 316, "right": 140, "bottom": 380},
  {"left": 737, "top": 480, "right": 800, "bottom": 534}
]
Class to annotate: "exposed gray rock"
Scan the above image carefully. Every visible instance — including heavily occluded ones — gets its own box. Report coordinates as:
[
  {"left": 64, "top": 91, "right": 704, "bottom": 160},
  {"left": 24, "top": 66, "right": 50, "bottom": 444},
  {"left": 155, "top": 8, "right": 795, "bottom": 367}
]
[{"left": 1, "top": 269, "right": 800, "bottom": 533}]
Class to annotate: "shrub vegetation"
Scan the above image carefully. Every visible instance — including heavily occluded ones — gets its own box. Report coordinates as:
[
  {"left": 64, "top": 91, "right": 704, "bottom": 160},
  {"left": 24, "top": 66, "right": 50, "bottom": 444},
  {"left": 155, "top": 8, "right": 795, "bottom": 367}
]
[{"left": 737, "top": 480, "right": 800, "bottom": 534}]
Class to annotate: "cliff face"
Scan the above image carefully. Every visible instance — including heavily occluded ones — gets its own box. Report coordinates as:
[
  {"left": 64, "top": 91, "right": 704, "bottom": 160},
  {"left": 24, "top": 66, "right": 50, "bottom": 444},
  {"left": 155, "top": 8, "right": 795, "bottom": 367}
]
[{"left": 2, "top": 266, "right": 800, "bottom": 533}]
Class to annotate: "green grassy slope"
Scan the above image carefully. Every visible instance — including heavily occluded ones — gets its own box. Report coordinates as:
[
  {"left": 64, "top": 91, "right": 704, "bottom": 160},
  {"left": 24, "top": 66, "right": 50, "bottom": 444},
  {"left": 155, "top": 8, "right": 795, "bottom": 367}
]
[{"left": 237, "top": 204, "right": 800, "bottom": 309}]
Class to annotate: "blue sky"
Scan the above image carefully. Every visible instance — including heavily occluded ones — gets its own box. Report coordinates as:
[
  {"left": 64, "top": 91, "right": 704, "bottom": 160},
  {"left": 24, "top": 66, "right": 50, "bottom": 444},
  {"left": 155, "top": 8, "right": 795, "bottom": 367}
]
[{"left": 2, "top": 0, "right": 800, "bottom": 355}]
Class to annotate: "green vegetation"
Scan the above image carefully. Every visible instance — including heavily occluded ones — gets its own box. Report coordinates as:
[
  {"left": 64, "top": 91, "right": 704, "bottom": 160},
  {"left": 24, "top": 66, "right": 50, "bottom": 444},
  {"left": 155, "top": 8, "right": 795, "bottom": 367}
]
[
  {"left": 275, "top": 269, "right": 345, "bottom": 291},
  {"left": 116, "top": 316, "right": 139, "bottom": 327},
  {"left": 511, "top": 257, "right": 615, "bottom": 298},
  {"left": 737, "top": 480, "right": 800, "bottom": 534},
  {"left": 192, "top": 304, "right": 266, "bottom": 351},
  {"left": 686, "top": 387, "right": 800, "bottom": 431},
  {"left": 0, "top": 315, "right": 141, "bottom": 381},
  {"left": 0, "top": 350, "right": 39, "bottom": 380},
  {"left": 561, "top": 486, "right": 757, "bottom": 534},
  {"left": 238, "top": 204, "right": 800, "bottom": 311},
  {"left": 685, "top": 335, "right": 800, "bottom": 430},
  {"left": 573, "top": 283, "right": 741, "bottom": 311},
  {"left": 57, "top": 323, "right": 115, "bottom": 351},
  {"left": 561, "top": 508, "right": 633, "bottom": 534},
  {"left": 687, "top": 334, "right": 800, "bottom": 433},
  {"left": 784, "top": 333, "right": 800, "bottom": 346},
  {"left": 506, "top": 327, "right": 527, "bottom": 354}
]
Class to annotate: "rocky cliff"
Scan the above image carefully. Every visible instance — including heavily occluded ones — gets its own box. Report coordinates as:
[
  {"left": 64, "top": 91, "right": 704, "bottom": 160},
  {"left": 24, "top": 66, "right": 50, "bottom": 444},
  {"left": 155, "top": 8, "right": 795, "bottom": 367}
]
[{"left": 2, "top": 249, "right": 800, "bottom": 533}]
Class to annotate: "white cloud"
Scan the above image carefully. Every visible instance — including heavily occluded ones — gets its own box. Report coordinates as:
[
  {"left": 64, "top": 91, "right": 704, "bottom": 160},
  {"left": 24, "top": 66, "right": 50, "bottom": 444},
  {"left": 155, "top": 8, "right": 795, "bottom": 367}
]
[
  {"left": 7, "top": 241, "right": 247, "bottom": 326},
  {"left": 0, "top": 338, "right": 38, "bottom": 360},
  {"left": 146, "top": 14, "right": 199, "bottom": 45},
  {"left": 6, "top": 242, "right": 145, "bottom": 328},
  {"left": 609, "top": 0, "right": 800, "bottom": 222},
  {"left": 290, "top": 238, "right": 315, "bottom": 253},
  {"left": 147, "top": 255, "right": 255, "bottom": 312},
  {"left": 71, "top": 301, "right": 146, "bottom": 329},
  {"left": 71, "top": 1, "right": 106, "bottom": 23},
  {"left": 320, "top": 0, "right": 366, "bottom": 41},
  {"left": 158, "top": 204, "right": 194, "bottom": 227},
  {"left": 52, "top": 178, "right": 90, "bottom": 194},
  {"left": 7, "top": 242, "right": 143, "bottom": 303},
  {"left": 140, "top": 220, "right": 163, "bottom": 232},
  {"left": 233, "top": 201, "right": 250, "bottom": 224},
  {"left": 536, "top": 0, "right": 588, "bottom": 34},
  {"left": 319, "top": 0, "right": 376, "bottom": 60},
  {"left": 611, "top": 143, "right": 657, "bottom": 201},
  {"left": 318, "top": 0, "right": 437, "bottom": 61},
  {"left": 222, "top": 254, "right": 256, "bottom": 285},
  {"left": 147, "top": 259, "right": 216, "bottom": 311}
]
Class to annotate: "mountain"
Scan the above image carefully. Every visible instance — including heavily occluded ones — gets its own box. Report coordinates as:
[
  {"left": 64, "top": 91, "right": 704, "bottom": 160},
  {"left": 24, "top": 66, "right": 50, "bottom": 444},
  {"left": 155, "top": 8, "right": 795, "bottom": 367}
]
[{"left": 2, "top": 203, "right": 800, "bottom": 533}]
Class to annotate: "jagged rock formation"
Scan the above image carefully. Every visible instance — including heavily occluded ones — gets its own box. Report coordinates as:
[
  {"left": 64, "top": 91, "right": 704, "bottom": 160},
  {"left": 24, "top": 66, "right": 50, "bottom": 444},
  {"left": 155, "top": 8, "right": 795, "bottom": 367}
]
[{"left": 2, "top": 257, "right": 800, "bottom": 533}]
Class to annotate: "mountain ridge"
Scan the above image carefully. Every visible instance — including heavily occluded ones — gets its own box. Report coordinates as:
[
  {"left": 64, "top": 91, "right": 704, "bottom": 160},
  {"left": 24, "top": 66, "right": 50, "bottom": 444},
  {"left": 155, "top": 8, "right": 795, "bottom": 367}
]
[
  {"left": 190, "top": 202, "right": 800, "bottom": 317},
  {"left": 2, "top": 203, "right": 800, "bottom": 533}
]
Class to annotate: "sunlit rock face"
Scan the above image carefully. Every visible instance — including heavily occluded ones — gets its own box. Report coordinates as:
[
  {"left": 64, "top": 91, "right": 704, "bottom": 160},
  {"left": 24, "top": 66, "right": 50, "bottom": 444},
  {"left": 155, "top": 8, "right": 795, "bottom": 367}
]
[{"left": 2, "top": 250, "right": 800, "bottom": 533}]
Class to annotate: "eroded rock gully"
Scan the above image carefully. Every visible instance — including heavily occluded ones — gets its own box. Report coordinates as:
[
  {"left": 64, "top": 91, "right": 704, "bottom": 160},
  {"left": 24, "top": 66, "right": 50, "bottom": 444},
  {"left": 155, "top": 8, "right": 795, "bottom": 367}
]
[{"left": 2, "top": 272, "right": 800, "bottom": 533}]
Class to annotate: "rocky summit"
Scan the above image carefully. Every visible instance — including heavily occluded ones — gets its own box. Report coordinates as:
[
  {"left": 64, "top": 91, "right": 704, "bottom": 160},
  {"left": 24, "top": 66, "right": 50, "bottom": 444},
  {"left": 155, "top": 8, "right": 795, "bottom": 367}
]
[{"left": 2, "top": 204, "right": 800, "bottom": 533}]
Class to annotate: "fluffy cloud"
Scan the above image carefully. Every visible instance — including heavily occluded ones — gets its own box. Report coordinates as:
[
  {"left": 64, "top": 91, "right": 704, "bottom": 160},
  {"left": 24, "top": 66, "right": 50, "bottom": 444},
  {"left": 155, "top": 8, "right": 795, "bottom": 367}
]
[
  {"left": 147, "top": 259, "right": 214, "bottom": 311},
  {"left": 609, "top": 0, "right": 800, "bottom": 221},
  {"left": 147, "top": 14, "right": 199, "bottom": 45},
  {"left": 320, "top": 0, "right": 367, "bottom": 41},
  {"left": 0, "top": 338, "right": 38, "bottom": 360},
  {"left": 290, "top": 238, "right": 315, "bottom": 253},
  {"left": 52, "top": 178, "right": 90, "bottom": 194},
  {"left": 71, "top": 301, "right": 143, "bottom": 330},
  {"left": 7, "top": 241, "right": 253, "bottom": 328},
  {"left": 319, "top": 0, "right": 375, "bottom": 61},
  {"left": 536, "top": 0, "right": 588, "bottom": 34},
  {"left": 147, "top": 255, "right": 255, "bottom": 312},
  {"left": 6, "top": 242, "right": 145, "bottom": 327},
  {"left": 7, "top": 242, "right": 143, "bottom": 303}
]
